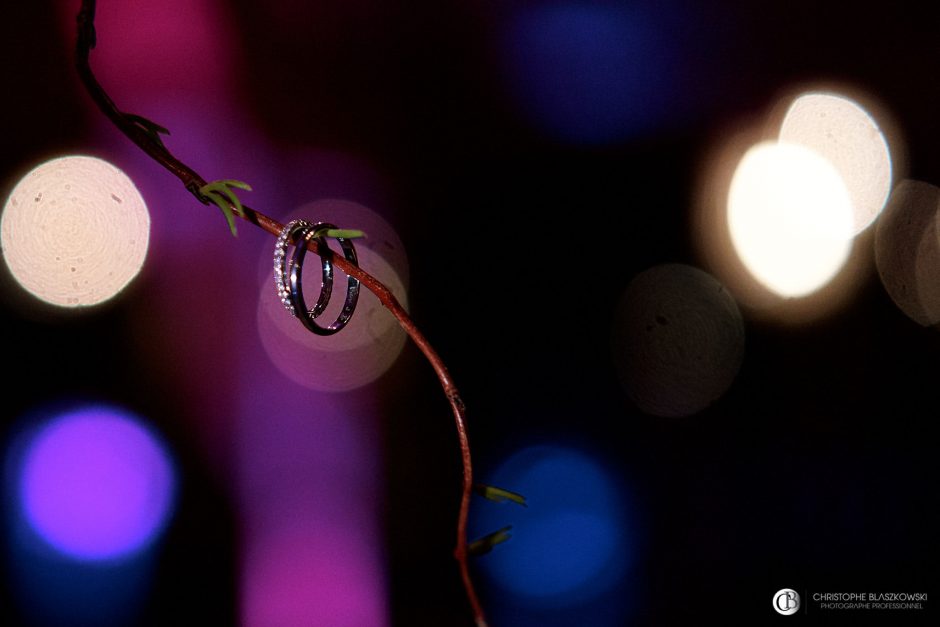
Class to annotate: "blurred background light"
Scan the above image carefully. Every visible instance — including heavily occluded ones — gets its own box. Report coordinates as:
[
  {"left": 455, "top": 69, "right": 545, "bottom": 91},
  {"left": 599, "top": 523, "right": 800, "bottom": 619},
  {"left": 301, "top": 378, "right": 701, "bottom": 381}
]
[
  {"left": 727, "top": 141, "right": 854, "bottom": 298},
  {"left": 236, "top": 375, "right": 389, "bottom": 627},
  {"left": 257, "top": 200, "right": 408, "bottom": 392},
  {"left": 472, "top": 444, "right": 639, "bottom": 617},
  {"left": 692, "top": 95, "right": 883, "bottom": 324},
  {"left": 242, "top": 524, "right": 389, "bottom": 627},
  {"left": 779, "top": 91, "right": 893, "bottom": 233},
  {"left": 3, "top": 404, "right": 177, "bottom": 626},
  {"left": 59, "top": 0, "right": 237, "bottom": 105},
  {"left": 497, "top": 2, "right": 688, "bottom": 144},
  {"left": 13, "top": 404, "right": 176, "bottom": 561},
  {"left": 1, "top": 155, "right": 150, "bottom": 308},
  {"left": 611, "top": 264, "right": 745, "bottom": 417},
  {"left": 875, "top": 179, "right": 940, "bottom": 326}
]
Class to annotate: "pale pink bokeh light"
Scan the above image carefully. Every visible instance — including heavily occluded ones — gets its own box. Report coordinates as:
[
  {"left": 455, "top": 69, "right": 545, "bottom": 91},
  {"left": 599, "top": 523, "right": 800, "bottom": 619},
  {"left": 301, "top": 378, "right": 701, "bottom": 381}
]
[{"left": 257, "top": 200, "right": 409, "bottom": 392}]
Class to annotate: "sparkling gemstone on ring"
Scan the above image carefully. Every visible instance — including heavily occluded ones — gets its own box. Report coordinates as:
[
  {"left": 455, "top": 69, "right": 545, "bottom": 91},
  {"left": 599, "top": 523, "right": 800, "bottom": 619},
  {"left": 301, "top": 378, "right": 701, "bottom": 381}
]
[{"left": 274, "top": 219, "right": 310, "bottom": 317}]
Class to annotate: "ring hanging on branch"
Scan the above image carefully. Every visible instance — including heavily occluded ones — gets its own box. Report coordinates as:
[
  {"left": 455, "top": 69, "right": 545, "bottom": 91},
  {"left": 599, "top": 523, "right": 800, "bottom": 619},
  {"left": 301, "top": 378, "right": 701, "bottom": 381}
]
[
  {"left": 274, "top": 220, "right": 361, "bottom": 336},
  {"left": 75, "top": 2, "right": 501, "bottom": 624}
]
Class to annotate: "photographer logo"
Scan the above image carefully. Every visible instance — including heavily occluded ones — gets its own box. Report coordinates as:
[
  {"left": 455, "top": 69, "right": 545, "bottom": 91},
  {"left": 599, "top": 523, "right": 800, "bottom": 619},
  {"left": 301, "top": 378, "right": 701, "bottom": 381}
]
[{"left": 774, "top": 589, "right": 801, "bottom": 615}]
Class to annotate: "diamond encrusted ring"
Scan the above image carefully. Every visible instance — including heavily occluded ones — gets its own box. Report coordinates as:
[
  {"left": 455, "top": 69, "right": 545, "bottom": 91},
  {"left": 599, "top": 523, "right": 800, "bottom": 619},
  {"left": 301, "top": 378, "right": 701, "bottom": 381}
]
[
  {"left": 273, "top": 219, "right": 361, "bottom": 336},
  {"left": 274, "top": 219, "right": 310, "bottom": 317}
]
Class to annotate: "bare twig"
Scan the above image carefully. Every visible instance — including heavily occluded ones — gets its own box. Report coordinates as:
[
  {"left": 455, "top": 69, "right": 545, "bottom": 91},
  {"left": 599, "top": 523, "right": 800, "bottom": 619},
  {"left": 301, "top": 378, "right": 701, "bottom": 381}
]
[{"left": 75, "top": 1, "right": 486, "bottom": 624}]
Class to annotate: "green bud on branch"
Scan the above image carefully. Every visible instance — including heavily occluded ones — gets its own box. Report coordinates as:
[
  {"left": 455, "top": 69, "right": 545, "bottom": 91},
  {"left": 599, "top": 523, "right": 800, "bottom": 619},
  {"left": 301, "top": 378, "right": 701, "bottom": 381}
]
[{"left": 199, "top": 179, "right": 252, "bottom": 237}]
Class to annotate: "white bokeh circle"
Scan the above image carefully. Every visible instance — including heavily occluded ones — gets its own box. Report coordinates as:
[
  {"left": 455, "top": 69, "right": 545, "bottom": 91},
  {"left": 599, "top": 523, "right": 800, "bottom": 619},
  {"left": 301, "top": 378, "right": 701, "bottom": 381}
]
[
  {"left": 727, "top": 141, "right": 854, "bottom": 298},
  {"left": 1, "top": 155, "right": 150, "bottom": 307},
  {"left": 780, "top": 92, "right": 892, "bottom": 233}
]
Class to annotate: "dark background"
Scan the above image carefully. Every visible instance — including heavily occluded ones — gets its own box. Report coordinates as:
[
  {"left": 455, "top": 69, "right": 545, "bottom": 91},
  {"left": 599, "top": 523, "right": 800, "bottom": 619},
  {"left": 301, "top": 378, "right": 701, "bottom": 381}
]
[{"left": 1, "top": 1, "right": 937, "bottom": 625}]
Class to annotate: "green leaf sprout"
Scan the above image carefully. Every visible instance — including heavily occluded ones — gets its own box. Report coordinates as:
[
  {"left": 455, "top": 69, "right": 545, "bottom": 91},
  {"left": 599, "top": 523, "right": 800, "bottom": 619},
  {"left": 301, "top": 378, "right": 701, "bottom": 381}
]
[
  {"left": 199, "top": 179, "right": 252, "bottom": 237},
  {"left": 474, "top": 484, "right": 527, "bottom": 507},
  {"left": 468, "top": 526, "right": 513, "bottom": 557}
]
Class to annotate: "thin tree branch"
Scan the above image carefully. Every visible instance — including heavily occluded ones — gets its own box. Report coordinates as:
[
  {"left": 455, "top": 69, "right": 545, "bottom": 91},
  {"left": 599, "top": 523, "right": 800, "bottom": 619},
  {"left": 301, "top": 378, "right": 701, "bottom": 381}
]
[{"left": 75, "top": 1, "right": 486, "bottom": 624}]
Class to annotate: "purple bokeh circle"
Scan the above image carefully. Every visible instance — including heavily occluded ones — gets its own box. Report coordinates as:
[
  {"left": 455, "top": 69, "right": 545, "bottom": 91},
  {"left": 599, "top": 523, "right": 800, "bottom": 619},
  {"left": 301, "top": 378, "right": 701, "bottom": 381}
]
[{"left": 18, "top": 406, "right": 176, "bottom": 561}]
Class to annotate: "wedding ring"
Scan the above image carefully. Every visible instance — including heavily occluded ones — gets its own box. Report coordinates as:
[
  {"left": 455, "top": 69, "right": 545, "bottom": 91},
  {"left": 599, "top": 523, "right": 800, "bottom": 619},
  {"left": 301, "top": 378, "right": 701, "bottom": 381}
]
[
  {"left": 273, "top": 219, "right": 361, "bottom": 336},
  {"left": 274, "top": 219, "right": 310, "bottom": 317}
]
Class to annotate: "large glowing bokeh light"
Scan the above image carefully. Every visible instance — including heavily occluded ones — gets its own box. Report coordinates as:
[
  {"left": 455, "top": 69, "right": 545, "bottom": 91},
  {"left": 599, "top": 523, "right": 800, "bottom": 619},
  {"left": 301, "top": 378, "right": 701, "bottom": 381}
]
[
  {"left": 779, "top": 92, "right": 892, "bottom": 233},
  {"left": 1, "top": 155, "right": 150, "bottom": 308},
  {"left": 16, "top": 405, "right": 176, "bottom": 561},
  {"left": 727, "top": 141, "right": 854, "bottom": 298},
  {"left": 473, "top": 445, "right": 637, "bottom": 610}
]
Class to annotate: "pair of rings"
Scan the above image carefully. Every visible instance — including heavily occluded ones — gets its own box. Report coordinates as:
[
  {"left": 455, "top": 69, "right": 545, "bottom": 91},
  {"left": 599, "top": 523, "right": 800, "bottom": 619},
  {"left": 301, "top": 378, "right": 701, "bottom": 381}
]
[{"left": 274, "top": 219, "right": 361, "bottom": 335}]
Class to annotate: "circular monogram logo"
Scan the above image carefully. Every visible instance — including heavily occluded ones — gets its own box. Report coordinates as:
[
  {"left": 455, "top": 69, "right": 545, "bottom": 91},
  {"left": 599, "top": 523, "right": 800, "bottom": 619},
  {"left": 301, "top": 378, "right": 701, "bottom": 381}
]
[{"left": 774, "top": 589, "right": 801, "bottom": 615}]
